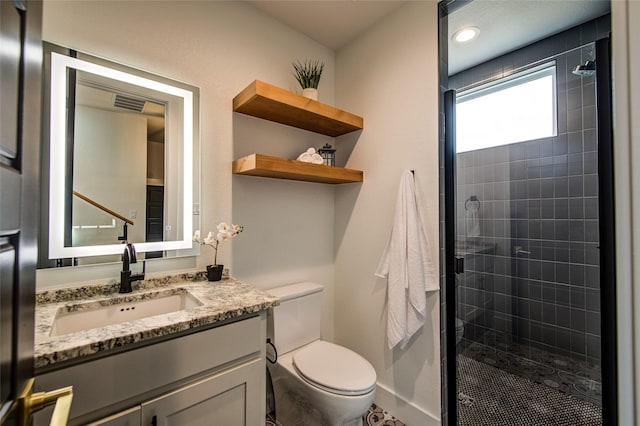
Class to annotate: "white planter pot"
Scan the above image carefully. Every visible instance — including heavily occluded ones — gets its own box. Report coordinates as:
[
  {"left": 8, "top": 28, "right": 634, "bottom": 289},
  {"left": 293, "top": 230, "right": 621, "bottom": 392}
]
[{"left": 302, "top": 88, "right": 318, "bottom": 101}]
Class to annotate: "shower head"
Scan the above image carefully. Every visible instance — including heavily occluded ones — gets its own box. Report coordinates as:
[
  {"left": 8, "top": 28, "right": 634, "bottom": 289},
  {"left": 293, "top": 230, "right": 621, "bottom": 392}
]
[{"left": 572, "top": 60, "right": 596, "bottom": 76}]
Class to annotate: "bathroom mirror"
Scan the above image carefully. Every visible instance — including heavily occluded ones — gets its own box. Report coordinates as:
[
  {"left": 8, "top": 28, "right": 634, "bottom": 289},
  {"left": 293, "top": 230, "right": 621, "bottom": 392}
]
[{"left": 39, "top": 43, "right": 200, "bottom": 267}]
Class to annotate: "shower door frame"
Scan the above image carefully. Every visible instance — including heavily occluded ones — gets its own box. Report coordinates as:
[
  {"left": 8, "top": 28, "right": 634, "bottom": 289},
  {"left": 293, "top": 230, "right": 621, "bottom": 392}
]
[
  {"left": 594, "top": 36, "right": 617, "bottom": 426},
  {"left": 439, "top": 5, "right": 618, "bottom": 422}
]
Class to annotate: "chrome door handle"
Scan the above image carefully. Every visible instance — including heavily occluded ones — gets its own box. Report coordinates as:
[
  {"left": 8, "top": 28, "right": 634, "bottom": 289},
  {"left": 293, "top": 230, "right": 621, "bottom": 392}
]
[{"left": 514, "top": 246, "right": 531, "bottom": 255}]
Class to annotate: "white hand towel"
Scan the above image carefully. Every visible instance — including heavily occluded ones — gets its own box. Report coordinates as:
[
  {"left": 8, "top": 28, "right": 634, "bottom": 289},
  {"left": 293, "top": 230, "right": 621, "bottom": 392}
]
[
  {"left": 310, "top": 153, "right": 324, "bottom": 164},
  {"left": 297, "top": 152, "right": 312, "bottom": 162},
  {"left": 466, "top": 207, "right": 480, "bottom": 237},
  {"left": 375, "top": 170, "right": 438, "bottom": 350},
  {"left": 297, "top": 147, "right": 318, "bottom": 162}
]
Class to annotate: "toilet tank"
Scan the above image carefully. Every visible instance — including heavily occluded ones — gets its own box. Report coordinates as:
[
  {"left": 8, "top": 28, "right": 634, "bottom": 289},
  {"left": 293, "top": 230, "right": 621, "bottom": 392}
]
[{"left": 267, "top": 282, "right": 323, "bottom": 355}]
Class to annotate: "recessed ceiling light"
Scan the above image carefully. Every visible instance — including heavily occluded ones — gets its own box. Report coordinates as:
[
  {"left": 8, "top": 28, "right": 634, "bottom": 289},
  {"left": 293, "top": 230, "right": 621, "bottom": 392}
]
[{"left": 453, "top": 27, "right": 480, "bottom": 43}]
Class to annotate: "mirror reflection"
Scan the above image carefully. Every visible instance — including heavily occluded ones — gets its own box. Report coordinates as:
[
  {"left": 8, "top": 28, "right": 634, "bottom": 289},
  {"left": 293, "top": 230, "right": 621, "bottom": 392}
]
[
  {"left": 72, "top": 70, "right": 167, "bottom": 251},
  {"left": 39, "top": 43, "right": 200, "bottom": 268}
]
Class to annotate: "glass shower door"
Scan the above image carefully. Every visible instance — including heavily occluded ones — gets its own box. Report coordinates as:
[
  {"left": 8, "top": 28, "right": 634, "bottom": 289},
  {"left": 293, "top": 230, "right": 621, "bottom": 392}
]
[{"left": 446, "top": 38, "right": 614, "bottom": 425}]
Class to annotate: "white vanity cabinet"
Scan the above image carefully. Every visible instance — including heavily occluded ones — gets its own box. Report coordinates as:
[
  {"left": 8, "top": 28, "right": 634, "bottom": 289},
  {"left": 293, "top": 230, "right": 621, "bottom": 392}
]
[
  {"left": 33, "top": 314, "right": 267, "bottom": 426},
  {"left": 141, "top": 358, "right": 264, "bottom": 426},
  {"left": 87, "top": 407, "right": 140, "bottom": 425}
]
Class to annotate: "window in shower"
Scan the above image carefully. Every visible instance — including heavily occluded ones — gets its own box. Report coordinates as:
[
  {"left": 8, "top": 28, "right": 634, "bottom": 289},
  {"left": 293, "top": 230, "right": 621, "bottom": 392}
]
[{"left": 456, "top": 63, "right": 557, "bottom": 153}]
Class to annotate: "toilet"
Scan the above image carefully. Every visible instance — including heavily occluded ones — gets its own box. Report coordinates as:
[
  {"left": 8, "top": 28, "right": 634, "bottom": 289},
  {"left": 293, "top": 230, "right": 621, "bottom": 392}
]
[{"left": 267, "top": 282, "right": 376, "bottom": 426}]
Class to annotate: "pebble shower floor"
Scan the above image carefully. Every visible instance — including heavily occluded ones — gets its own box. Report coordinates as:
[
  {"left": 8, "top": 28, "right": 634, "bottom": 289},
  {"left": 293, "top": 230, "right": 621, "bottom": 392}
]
[{"left": 457, "top": 354, "right": 602, "bottom": 425}]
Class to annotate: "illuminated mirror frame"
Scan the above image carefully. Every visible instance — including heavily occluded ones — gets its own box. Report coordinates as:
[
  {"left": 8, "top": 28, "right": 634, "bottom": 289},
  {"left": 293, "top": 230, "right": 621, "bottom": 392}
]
[{"left": 49, "top": 52, "right": 194, "bottom": 258}]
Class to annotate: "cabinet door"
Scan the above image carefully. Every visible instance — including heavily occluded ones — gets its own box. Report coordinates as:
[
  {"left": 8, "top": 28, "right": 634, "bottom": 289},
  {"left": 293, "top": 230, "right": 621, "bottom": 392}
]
[
  {"left": 86, "top": 406, "right": 141, "bottom": 426},
  {"left": 141, "top": 358, "right": 264, "bottom": 426}
]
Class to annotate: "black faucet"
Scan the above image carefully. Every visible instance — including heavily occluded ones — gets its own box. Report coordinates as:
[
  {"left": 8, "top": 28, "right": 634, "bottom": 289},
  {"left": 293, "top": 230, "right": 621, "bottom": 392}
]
[{"left": 119, "top": 243, "right": 145, "bottom": 293}]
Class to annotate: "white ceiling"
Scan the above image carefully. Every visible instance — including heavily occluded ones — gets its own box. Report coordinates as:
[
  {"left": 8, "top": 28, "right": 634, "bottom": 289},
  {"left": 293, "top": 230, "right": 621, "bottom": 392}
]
[
  {"left": 247, "top": 0, "right": 610, "bottom": 74},
  {"left": 247, "top": 0, "right": 406, "bottom": 51},
  {"left": 448, "top": 0, "right": 610, "bottom": 75}
]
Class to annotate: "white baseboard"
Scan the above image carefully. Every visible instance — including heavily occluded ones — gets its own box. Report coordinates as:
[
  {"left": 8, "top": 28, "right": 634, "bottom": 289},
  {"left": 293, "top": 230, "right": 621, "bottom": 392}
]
[{"left": 374, "top": 382, "right": 441, "bottom": 426}]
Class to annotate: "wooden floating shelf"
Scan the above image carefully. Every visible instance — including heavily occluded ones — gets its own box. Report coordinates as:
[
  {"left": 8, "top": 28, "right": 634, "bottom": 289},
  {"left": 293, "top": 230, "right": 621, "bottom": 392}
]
[
  {"left": 232, "top": 154, "right": 363, "bottom": 184},
  {"left": 232, "top": 80, "right": 364, "bottom": 137}
]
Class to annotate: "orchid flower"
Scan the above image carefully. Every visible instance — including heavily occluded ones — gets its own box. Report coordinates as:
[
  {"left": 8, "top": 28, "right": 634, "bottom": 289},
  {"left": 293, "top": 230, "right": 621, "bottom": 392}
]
[{"left": 193, "top": 223, "right": 244, "bottom": 266}]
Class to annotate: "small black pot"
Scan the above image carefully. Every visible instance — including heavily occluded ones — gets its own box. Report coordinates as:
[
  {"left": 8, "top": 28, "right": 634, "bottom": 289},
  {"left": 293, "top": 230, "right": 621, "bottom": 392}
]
[{"left": 207, "top": 264, "right": 224, "bottom": 282}]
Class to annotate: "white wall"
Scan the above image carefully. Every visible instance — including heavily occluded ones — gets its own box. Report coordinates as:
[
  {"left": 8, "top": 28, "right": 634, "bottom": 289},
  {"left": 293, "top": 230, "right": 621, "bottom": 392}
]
[
  {"left": 334, "top": 2, "right": 441, "bottom": 424},
  {"left": 41, "top": 1, "right": 337, "bottom": 337},
  {"left": 611, "top": 0, "right": 640, "bottom": 423}
]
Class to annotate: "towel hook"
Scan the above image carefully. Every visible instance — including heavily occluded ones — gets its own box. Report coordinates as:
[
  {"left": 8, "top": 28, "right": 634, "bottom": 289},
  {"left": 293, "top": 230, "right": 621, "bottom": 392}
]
[{"left": 465, "top": 195, "right": 480, "bottom": 211}]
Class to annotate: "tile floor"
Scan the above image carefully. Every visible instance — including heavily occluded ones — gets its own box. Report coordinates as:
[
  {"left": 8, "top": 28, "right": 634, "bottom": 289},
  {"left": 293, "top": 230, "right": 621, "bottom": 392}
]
[
  {"left": 265, "top": 404, "right": 406, "bottom": 426},
  {"left": 363, "top": 404, "right": 406, "bottom": 426}
]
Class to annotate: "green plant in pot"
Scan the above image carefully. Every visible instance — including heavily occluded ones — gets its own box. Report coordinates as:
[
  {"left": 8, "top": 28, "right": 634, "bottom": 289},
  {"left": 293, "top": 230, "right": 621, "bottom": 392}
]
[
  {"left": 292, "top": 59, "right": 324, "bottom": 101},
  {"left": 193, "top": 222, "right": 243, "bottom": 282}
]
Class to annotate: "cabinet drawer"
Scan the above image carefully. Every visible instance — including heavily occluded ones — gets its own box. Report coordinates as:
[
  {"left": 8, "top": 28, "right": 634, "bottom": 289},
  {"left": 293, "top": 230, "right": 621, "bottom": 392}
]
[{"left": 34, "top": 314, "right": 265, "bottom": 425}]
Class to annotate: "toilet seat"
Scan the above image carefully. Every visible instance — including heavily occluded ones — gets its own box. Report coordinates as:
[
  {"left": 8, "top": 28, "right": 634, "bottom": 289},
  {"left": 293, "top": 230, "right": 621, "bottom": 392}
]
[{"left": 292, "top": 341, "right": 377, "bottom": 396}]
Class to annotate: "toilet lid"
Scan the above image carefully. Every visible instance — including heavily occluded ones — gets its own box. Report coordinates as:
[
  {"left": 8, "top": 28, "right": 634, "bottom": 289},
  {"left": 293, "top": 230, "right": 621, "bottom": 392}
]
[{"left": 293, "top": 341, "right": 376, "bottom": 396}]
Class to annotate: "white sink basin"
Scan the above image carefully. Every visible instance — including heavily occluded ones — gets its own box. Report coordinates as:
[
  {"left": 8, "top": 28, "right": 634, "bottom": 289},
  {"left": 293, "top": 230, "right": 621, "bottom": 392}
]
[{"left": 50, "top": 290, "right": 201, "bottom": 337}]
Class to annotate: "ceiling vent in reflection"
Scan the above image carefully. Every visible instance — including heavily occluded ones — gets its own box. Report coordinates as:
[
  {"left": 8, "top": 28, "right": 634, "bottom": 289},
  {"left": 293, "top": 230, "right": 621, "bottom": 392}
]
[{"left": 113, "top": 94, "right": 146, "bottom": 112}]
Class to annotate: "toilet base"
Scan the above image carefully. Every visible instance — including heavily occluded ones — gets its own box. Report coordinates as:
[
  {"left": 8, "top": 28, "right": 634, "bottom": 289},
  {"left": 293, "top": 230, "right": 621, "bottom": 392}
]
[
  {"left": 268, "top": 350, "right": 374, "bottom": 426},
  {"left": 272, "top": 385, "right": 365, "bottom": 426}
]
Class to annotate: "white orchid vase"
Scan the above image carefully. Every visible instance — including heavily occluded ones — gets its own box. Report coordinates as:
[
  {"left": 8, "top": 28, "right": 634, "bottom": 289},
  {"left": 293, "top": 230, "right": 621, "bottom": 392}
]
[{"left": 193, "top": 222, "right": 243, "bottom": 281}]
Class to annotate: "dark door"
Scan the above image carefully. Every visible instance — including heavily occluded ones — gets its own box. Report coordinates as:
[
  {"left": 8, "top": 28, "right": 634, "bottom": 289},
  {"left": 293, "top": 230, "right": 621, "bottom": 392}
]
[
  {"left": 1, "top": 0, "right": 41, "bottom": 423},
  {"left": 1, "top": 0, "right": 23, "bottom": 416},
  {"left": 145, "top": 185, "right": 164, "bottom": 259}
]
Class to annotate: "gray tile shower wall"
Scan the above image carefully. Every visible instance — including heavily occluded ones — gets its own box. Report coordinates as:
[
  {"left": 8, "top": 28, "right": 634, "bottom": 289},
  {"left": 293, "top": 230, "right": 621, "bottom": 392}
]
[{"left": 448, "top": 15, "right": 610, "bottom": 366}]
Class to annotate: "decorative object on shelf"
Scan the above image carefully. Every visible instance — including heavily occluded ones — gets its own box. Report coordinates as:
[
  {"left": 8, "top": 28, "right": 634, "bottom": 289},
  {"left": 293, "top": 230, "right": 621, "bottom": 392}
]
[
  {"left": 302, "top": 88, "right": 318, "bottom": 101},
  {"left": 318, "top": 143, "right": 336, "bottom": 166},
  {"left": 206, "top": 264, "right": 224, "bottom": 282},
  {"left": 296, "top": 147, "right": 324, "bottom": 164},
  {"left": 193, "top": 223, "right": 243, "bottom": 282},
  {"left": 292, "top": 59, "right": 324, "bottom": 101}
]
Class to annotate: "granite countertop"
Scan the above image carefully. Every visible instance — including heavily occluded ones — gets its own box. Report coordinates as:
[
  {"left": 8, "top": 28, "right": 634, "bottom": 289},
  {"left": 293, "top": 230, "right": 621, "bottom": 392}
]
[{"left": 34, "top": 272, "right": 279, "bottom": 370}]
